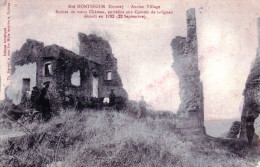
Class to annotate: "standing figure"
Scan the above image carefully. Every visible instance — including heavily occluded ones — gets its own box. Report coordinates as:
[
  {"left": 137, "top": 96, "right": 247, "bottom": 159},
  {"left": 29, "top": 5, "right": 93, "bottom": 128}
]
[
  {"left": 246, "top": 116, "right": 256, "bottom": 146},
  {"left": 245, "top": 101, "right": 259, "bottom": 145},
  {"left": 38, "top": 81, "right": 52, "bottom": 121},
  {"left": 75, "top": 97, "right": 84, "bottom": 112},
  {"left": 138, "top": 96, "right": 147, "bottom": 119},
  {"left": 21, "top": 90, "right": 30, "bottom": 108},
  {"left": 109, "top": 89, "right": 116, "bottom": 106},
  {"left": 30, "top": 86, "right": 40, "bottom": 109}
]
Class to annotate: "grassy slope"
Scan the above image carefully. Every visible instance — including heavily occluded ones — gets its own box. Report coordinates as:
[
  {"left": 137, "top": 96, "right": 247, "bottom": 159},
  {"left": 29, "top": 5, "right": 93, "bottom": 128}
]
[{"left": 0, "top": 109, "right": 260, "bottom": 167}]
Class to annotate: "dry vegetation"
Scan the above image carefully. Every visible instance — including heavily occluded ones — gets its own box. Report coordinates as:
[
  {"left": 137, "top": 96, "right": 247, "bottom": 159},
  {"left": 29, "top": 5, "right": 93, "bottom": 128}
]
[{"left": 0, "top": 108, "right": 260, "bottom": 167}]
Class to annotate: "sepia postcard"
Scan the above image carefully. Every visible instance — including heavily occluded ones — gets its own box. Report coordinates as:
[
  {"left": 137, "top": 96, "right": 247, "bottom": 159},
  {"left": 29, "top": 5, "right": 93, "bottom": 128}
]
[{"left": 1, "top": 0, "right": 260, "bottom": 166}]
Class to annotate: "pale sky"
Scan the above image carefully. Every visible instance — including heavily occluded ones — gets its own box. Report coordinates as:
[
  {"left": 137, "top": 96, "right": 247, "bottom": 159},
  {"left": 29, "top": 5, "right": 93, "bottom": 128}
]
[{"left": 1, "top": 0, "right": 260, "bottom": 120}]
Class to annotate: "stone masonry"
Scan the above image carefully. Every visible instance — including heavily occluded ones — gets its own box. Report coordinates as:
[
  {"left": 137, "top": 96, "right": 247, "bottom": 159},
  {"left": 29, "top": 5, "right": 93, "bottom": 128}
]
[
  {"left": 171, "top": 8, "right": 205, "bottom": 133},
  {"left": 7, "top": 33, "right": 128, "bottom": 110}
]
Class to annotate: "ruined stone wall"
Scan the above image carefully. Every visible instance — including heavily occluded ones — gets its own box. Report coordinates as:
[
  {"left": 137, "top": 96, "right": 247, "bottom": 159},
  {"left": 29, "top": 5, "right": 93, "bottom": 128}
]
[
  {"left": 79, "top": 33, "right": 112, "bottom": 64},
  {"left": 37, "top": 45, "right": 68, "bottom": 109},
  {"left": 78, "top": 33, "right": 128, "bottom": 98},
  {"left": 8, "top": 40, "right": 90, "bottom": 108},
  {"left": 41, "top": 45, "right": 96, "bottom": 107},
  {"left": 240, "top": 17, "right": 260, "bottom": 140},
  {"left": 7, "top": 39, "right": 44, "bottom": 104},
  {"left": 8, "top": 33, "right": 128, "bottom": 110},
  {"left": 7, "top": 63, "right": 37, "bottom": 105},
  {"left": 99, "top": 56, "right": 128, "bottom": 98},
  {"left": 11, "top": 39, "right": 44, "bottom": 75},
  {"left": 171, "top": 9, "right": 204, "bottom": 133}
]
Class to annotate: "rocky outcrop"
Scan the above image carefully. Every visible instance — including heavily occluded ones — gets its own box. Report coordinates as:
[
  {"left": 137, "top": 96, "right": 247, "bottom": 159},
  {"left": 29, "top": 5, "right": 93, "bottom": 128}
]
[
  {"left": 239, "top": 18, "right": 260, "bottom": 144},
  {"left": 171, "top": 9, "right": 204, "bottom": 133},
  {"left": 227, "top": 121, "right": 241, "bottom": 138}
]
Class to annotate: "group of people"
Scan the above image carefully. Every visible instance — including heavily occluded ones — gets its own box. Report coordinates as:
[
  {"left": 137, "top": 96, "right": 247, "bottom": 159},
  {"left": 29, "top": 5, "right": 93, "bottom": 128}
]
[
  {"left": 31, "top": 83, "right": 119, "bottom": 121},
  {"left": 30, "top": 80, "right": 148, "bottom": 121},
  {"left": 31, "top": 81, "right": 52, "bottom": 121}
]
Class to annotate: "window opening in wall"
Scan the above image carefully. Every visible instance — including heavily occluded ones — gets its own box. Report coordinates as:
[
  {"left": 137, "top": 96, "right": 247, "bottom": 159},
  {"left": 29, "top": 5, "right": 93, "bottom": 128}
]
[
  {"left": 92, "top": 76, "right": 98, "bottom": 98},
  {"left": 44, "top": 63, "right": 52, "bottom": 76},
  {"left": 22, "top": 78, "right": 30, "bottom": 91},
  {"left": 107, "top": 71, "right": 112, "bottom": 80},
  {"left": 71, "top": 70, "right": 81, "bottom": 86}
]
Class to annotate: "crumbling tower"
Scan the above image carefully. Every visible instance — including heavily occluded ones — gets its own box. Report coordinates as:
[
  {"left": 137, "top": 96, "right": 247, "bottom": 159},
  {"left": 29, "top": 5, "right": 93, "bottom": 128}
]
[{"left": 171, "top": 8, "right": 205, "bottom": 134}]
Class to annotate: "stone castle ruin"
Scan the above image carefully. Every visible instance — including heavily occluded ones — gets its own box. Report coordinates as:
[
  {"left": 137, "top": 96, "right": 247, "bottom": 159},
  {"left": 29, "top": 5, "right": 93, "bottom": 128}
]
[
  {"left": 6, "top": 33, "right": 128, "bottom": 110},
  {"left": 9, "top": 8, "right": 260, "bottom": 141},
  {"left": 171, "top": 8, "right": 205, "bottom": 134}
]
